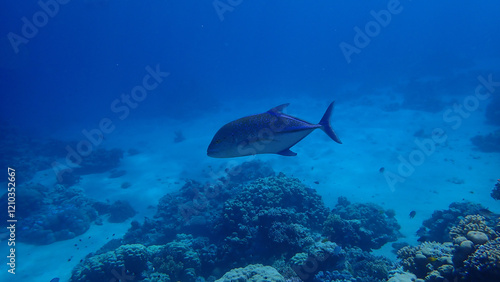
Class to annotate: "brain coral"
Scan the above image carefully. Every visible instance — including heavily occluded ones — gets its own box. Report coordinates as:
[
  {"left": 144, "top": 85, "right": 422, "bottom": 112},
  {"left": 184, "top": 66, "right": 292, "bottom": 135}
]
[{"left": 417, "top": 201, "right": 500, "bottom": 243}]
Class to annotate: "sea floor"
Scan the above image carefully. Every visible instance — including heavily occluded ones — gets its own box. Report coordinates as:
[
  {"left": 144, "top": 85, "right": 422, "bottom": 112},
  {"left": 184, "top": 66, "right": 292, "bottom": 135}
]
[{"left": 1, "top": 93, "right": 499, "bottom": 281}]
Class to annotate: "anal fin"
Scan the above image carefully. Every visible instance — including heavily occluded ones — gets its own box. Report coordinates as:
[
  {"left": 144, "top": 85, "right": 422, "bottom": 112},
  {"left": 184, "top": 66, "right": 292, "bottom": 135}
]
[{"left": 277, "top": 148, "right": 297, "bottom": 156}]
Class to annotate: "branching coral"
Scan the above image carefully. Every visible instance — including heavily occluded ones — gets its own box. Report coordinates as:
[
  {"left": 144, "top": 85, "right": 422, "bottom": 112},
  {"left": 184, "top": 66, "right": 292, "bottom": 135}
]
[
  {"left": 461, "top": 238, "right": 500, "bottom": 281},
  {"left": 449, "top": 215, "right": 498, "bottom": 241},
  {"left": 397, "top": 242, "right": 454, "bottom": 281}
]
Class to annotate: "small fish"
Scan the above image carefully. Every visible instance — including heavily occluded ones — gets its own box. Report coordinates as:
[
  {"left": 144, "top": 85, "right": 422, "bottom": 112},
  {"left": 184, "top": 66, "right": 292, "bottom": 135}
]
[
  {"left": 207, "top": 102, "right": 342, "bottom": 158},
  {"left": 409, "top": 211, "right": 416, "bottom": 218},
  {"left": 427, "top": 257, "right": 438, "bottom": 262},
  {"left": 379, "top": 167, "right": 385, "bottom": 173}
]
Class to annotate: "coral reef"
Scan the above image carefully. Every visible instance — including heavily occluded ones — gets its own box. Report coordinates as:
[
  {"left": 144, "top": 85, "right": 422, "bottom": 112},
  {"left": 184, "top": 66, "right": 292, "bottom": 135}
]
[
  {"left": 0, "top": 124, "right": 66, "bottom": 184},
  {"left": 313, "top": 270, "right": 355, "bottom": 281},
  {"left": 417, "top": 201, "right": 499, "bottom": 243},
  {"left": 0, "top": 181, "right": 137, "bottom": 244},
  {"left": 115, "top": 166, "right": 401, "bottom": 281},
  {"left": 124, "top": 171, "right": 329, "bottom": 258},
  {"left": 397, "top": 241, "right": 454, "bottom": 281},
  {"left": 289, "top": 243, "right": 394, "bottom": 282},
  {"left": 71, "top": 234, "right": 217, "bottom": 282},
  {"left": 148, "top": 234, "right": 205, "bottom": 281},
  {"left": 70, "top": 244, "right": 149, "bottom": 282},
  {"left": 401, "top": 211, "right": 500, "bottom": 281},
  {"left": 387, "top": 269, "right": 417, "bottom": 282},
  {"left": 72, "top": 161, "right": 404, "bottom": 281},
  {"left": 450, "top": 216, "right": 500, "bottom": 280},
  {"left": 123, "top": 178, "right": 230, "bottom": 245},
  {"left": 19, "top": 202, "right": 98, "bottom": 244},
  {"left": 0, "top": 124, "right": 125, "bottom": 184},
  {"left": 491, "top": 179, "right": 500, "bottom": 201},
  {"left": 214, "top": 173, "right": 329, "bottom": 263},
  {"left": 345, "top": 247, "right": 395, "bottom": 282},
  {"left": 449, "top": 215, "right": 498, "bottom": 241},
  {"left": 0, "top": 183, "right": 98, "bottom": 245},
  {"left": 118, "top": 166, "right": 390, "bottom": 280},
  {"left": 126, "top": 161, "right": 275, "bottom": 246},
  {"left": 291, "top": 241, "right": 345, "bottom": 280},
  {"left": 215, "top": 264, "right": 285, "bottom": 282},
  {"left": 461, "top": 237, "right": 500, "bottom": 281},
  {"left": 471, "top": 129, "right": 500, "bottom": 152},
  {"left": 323, "top": 197, "right": 401, "bottom": 251}
]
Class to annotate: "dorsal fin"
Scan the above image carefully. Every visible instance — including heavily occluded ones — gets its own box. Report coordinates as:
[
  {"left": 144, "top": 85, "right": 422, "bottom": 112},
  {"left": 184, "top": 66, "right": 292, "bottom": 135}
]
[{"left": 268, "top": 103, "right": 290, "bottom": 114}]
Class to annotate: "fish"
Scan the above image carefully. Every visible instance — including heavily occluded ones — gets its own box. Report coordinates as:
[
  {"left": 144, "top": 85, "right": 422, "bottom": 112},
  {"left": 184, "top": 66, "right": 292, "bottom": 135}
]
[
  {"left": 427, "top": 257, "right": 438, "bottom": 262},
  {"left": 207, "top": 102, "right": 342, "bottom": 158},
  {"left": 409, "top": 210, "right": 416, "bottom": 218}
]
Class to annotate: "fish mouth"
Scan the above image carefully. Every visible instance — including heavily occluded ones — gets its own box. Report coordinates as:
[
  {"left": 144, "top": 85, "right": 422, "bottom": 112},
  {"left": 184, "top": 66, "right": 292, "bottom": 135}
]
[{"left": 207, "top": 147, "right": 227, "bottom": 158}]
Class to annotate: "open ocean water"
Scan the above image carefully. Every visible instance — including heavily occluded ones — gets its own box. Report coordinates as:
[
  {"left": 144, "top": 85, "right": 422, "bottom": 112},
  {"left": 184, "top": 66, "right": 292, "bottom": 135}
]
[{"left": 1, "top": 1, "right": 500, "bottom": 281}]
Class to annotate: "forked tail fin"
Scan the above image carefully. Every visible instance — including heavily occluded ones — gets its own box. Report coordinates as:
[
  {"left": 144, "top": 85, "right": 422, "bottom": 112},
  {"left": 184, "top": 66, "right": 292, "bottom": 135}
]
[{"left": 319, "top": 101, "right": 342, "bottom": 144}]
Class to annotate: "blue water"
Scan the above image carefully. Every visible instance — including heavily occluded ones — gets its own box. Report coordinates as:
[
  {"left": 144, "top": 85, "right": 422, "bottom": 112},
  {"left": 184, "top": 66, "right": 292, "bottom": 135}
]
[{"left": 1, "top": 1, "right": 500, "bottom": 281}]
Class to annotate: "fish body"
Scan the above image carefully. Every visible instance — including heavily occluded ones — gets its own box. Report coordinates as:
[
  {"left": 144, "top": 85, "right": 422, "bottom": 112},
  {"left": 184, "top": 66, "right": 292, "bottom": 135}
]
[
  {"left": 207, "top": 102, "right": 341, "bottom": 158},
  {"left": 409, "top": 211, "right": 416, "bottom": 218}
]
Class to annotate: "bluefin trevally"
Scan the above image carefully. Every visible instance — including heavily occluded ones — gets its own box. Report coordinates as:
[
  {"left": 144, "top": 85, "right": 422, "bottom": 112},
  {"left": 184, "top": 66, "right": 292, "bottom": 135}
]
[{"left": 207, "top": 102, "right": 342, "bottom": 158}]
